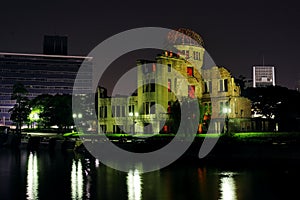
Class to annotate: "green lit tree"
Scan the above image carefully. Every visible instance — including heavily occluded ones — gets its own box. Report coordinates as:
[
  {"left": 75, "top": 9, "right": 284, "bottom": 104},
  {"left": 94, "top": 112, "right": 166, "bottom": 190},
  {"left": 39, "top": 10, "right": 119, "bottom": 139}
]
[{"left": 30, "top": 94, "right": 53, "bottom": 128}]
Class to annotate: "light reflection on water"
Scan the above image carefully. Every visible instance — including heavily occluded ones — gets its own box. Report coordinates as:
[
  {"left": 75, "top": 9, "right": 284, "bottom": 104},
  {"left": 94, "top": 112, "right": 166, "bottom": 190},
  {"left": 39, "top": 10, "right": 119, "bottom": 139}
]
[
  {"left": 127, "top": 169, "right": 142, "bottom": 200},
  {"left": 71, "top": 158, "right": 94, "bottom": 200},
  {"left": 71, "top": 159, "right": 84, "bottom": 200},
  {"left": 26, "top": 152, "right": 39, "bottom": 200},
  {"left": 219, "top": 172, "right": 237, "bottom": 200},
  {"left": 0, "top": 150, "right": 293, "bottom": 200}
]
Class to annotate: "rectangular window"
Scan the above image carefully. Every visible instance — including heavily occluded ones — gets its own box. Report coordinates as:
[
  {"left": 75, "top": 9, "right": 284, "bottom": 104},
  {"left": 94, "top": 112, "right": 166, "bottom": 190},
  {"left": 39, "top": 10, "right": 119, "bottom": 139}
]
[
  {"left": 144, "top": 102, "right": 150, "bottom": 115},
  {"left": 143, "top": 65, "right": 148, "bottom": 74},
  {"left": 152, "top": 63, "right": 156, "bottom": 72},
  {"left": 188, "top": 85, "right": 195, "bottom": 98},
  {"left": 224, "top": 79, "right": 228, "bottom": 92},
  {"left": 113, "top": 125, "right": 123, "bottom": 133},
  {"left": 193, "top": 51, "right": 200, "bottom": 60},
  {"left": 150, "top": 102, "right": 155, "bottom": 114},
  {"left": 204, "top": 81, "right": 212, "bottom": 93},
  {"left": 219, "top": 80, "right": 223, "bottom": 91},
  {"left": 185, "top": 50, "right": 189, "bottom": 58},
  {"left": 100, "top": 125, "right": 107, "bottom": 133},
  {"left": 187, "top": 67, "right": 193, "bottom": 76},
  {"left": 150, "top": 79, "right": 155, "bottom": 92},
  {"left": 128, "top": 105, "right": 135, "bottom": 114},
  {"left": 167, "top": 101, "right": 171, "bottom": 113},
  {"left": 100, "top": 106, "right": 103, "bottom": 118},
  {"left": 111, "top": 105, "right": 115, "bottom": 117},
  {"left": 168, "top": 64, "right": 171, "bottom": 72},
  {"left": 100, "top": 106, "right": 107, "bottom": 118},
  {"left": 145, "top": 80, "right": 149, "bottom": 92},
  {"left": 142, "top": 81, "right": 145, "bottom": 93},
  {"left": 168, "top": 79, "right": 171, "bottom": 92},
  {"left": 116, "top": 106, "right": 120, "bottom": 117},
  {"left": 204, "top": 82, "right": 208, "bottom": 93},
  {"left": 121, "top": 106, "right": 125, "bottom": 117},
  {"left": 146, "top": 102, "right": 149, "bottom": 114},
  {"left": 193, "top": 52, "right": 200, "bottom": 60},
  {"left": 143, "top": 64, "right": 156, "bottom": 74},
  {"left": 104, "top": 106, "right": 107, "bottom": 118},
  {"left": 219, "top": 79, "right": 228, "bottom": 92}
]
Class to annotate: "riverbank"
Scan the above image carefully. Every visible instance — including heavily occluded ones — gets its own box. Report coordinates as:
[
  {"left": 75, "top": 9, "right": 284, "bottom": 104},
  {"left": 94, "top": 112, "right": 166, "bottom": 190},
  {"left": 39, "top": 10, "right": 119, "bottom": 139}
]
[{"left": 1, "top": 132, "right": 300, "bottom": 165}]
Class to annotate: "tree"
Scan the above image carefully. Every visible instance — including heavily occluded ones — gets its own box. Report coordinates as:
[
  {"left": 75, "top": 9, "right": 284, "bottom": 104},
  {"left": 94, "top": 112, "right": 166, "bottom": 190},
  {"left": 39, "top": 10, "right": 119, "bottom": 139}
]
[
  {"left": 29, "top": 94, "right": 74, "bottom": 132},
  {"left": 29, "top": 94, "right": 53, "bottom": 128},
  {"left": 234, "top": 75, "right": 246, "bottom": 95},
  {"left": 244, "top": 86, "right": 300, "bottom": 131},
  {"left": 9, "top": 83, "right": 30, "bottom": 133},
  {"left": 167, "top": 97, "right": 202, "bottom": 135},
  {"left": 48, "top": 94, "right": 74, "bottom": 132}
]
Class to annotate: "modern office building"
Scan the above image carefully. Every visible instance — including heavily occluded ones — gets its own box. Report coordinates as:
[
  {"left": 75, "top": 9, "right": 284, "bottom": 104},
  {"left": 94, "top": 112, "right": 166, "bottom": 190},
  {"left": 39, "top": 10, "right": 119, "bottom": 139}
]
[
  {"left": 253, "top": 66, "right": 275, "bottom": 87},
  {"left": 0, "top": 52, "right": 93, "bottom": 126},
  {"left": 98, "top": 29, "right": 251, "bottom": 134}
]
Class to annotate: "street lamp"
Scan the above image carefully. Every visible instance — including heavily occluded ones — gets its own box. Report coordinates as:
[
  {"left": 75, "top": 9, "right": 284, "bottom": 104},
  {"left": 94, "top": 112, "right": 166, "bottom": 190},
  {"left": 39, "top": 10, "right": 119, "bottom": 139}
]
[
  {"left": 129, "top": 112, "right": 139, "bottom": 134},
  {"left": 72, "top": 113, "right": 82, "bottom": 132},
  {"left": 72, "top": 113, "right": 82, "bottom": 119},
  {"left": 222, "top": 107, "right": 231, "bottom": 134}
]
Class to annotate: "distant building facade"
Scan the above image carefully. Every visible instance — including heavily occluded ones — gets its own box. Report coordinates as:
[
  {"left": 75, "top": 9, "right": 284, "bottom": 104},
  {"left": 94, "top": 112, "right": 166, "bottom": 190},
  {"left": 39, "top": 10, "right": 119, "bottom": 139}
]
[
  {"left": 0, "top": 52, "right": 92, "bottom": 126},
  {"left": 43, "top": 35, "right": 68, "bottom": 55},
  {"left": 253, "top": 66, "right": 275, "bottom": 87},
  {"left": 98, "top": 29, "right": 251, "bottom": 134}
]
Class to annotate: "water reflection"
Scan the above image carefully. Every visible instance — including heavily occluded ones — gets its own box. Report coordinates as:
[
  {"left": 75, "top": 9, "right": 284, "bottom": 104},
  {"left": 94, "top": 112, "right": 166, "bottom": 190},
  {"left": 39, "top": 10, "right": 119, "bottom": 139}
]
[
  {"left": 71, "top": 159, "right": 83, "bottom": 200},
  {"left": 127, "top": 169, "right": 142, "bottom": 200},
  {"left": 219, "top": 172, "right": 237, "bottom": 200},
  {"left": 27, "top": 152, "right": 39, "bottom": 200}
]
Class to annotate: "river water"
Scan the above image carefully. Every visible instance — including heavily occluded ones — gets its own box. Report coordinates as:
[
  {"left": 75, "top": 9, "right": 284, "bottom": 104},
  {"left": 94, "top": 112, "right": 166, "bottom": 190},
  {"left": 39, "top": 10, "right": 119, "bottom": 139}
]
[{"left": 0, "top": 148, "right": 299, "bottom": 200}]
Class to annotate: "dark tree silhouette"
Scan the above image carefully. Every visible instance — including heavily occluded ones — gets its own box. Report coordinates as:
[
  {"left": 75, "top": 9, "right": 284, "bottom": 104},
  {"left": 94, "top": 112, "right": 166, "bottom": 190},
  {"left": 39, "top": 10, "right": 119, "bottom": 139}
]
[
  {"left": 9, "top": 83, "right": 30, "bottom": 133},
  {"left": 167, "top": 97, "right": 202, "bottom": 136},
  {"left": 244, "top": 86, "right": 300, "bottom": 131},
  {"left": 48, "top": 94, "right": 74, "bottom": 132}
]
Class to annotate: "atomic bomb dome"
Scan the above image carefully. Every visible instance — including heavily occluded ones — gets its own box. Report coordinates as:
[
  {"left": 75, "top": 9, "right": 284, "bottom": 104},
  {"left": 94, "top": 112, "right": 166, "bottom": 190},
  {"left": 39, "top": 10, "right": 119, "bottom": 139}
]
[{"left": 167, "top": 28, "right": 204, "bottom": 47}]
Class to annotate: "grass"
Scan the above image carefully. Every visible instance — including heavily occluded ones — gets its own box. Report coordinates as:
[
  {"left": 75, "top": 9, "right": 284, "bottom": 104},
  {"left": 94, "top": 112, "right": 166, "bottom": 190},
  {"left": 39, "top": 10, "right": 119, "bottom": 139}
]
[{"left": 29, "top": 129, "right": 300, "bottom": 145}]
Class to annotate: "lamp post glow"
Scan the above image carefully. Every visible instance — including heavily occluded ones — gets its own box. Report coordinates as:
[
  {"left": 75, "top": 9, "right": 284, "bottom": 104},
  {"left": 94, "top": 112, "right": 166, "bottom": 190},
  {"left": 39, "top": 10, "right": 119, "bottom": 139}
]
[
  {"left": 73, "top": 113, "right": 82, "bottom": 119},
  {"left": 29, "top": 108, "right": 40, "bottom": 129},
  {"left": 72, "top": 113, "right": 82, "bottom": 132},
  {"left": 129, "top": 112, "right": 139, "bottom": 134}
]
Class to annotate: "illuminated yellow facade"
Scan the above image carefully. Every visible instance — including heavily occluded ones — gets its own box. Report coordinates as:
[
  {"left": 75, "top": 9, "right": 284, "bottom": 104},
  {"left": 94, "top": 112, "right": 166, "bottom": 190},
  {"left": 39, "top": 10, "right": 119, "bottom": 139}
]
[{"left": 98, "top": 29, "right": 251, "bottom": 134}]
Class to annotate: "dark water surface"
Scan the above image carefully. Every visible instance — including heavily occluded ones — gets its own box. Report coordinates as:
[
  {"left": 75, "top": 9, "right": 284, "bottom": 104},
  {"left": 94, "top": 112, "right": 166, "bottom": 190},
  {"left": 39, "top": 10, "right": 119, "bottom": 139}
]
[{"left": 0, "top": 148, "right": 299, "bottom": 200}]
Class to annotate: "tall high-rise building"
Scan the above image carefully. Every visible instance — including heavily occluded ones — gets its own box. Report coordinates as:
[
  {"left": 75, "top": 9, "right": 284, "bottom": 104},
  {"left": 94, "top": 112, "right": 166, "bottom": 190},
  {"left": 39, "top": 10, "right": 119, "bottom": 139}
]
[
  {"left": 253, "top": 66, "right": 275, "bottom": 87},
  {"left": 0, "top": 52, "right": 93, "bottom": 126}
]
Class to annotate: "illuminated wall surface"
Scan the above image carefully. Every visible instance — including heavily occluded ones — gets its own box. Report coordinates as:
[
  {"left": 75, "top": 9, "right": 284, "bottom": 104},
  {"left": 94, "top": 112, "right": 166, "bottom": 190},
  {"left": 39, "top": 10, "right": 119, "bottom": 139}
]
[{"left": 98, "top": 30, "right": 252, "bottom": 134}]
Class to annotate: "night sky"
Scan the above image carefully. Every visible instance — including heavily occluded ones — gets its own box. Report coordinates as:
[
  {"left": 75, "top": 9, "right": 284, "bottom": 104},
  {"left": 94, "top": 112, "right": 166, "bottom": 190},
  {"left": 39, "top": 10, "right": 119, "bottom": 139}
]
[{"left": 1, "top": 0, "right": 299, "bottom": 90}]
